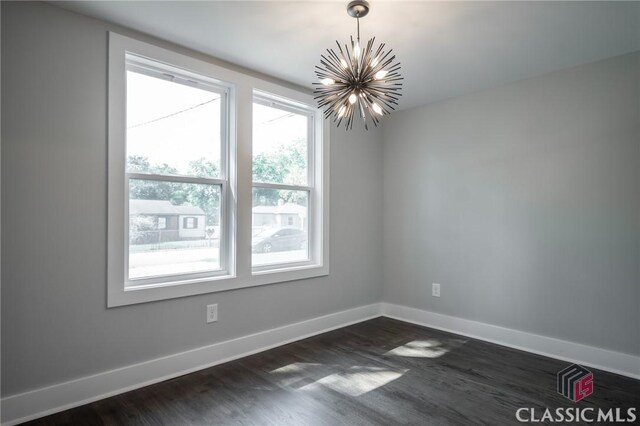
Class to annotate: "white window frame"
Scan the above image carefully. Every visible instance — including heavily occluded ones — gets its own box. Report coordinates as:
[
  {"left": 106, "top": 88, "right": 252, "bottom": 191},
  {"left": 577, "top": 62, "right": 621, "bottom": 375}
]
[
  {"left": 251, "top": 92, "right": 319, "bottom": 273},
  {"left": 108, "top": 33, "right": 329, "bottom": 307},
  {"left": 124, "top": 53, "right": 232, "bottom": 288}
]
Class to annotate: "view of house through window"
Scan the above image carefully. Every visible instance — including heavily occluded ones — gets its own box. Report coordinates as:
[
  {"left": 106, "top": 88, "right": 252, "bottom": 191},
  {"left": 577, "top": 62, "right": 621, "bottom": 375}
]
[
  {"left": 252, "top": 98, "right": 312, "bottom": 267},
  {"left": 126, "top": 57, "right": 226, "bottom": 281}
]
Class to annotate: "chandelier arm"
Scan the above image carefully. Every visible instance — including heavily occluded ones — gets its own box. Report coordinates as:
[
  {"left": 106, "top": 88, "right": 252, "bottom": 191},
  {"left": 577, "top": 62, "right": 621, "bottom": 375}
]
[
  {"left": 372, "top": 43, "right": 384, "bottom": 59},
  {"left": 386, "top": 65, "right": 402, "bottom": 75},
  {"left": 324, "top": 90, "right": 352, "bottom": 115},
  {"left": 379, "top": 78, "right": 404, "bottom": 84},
  {"left": 318, "top": 58, "right": 349, "bottom": 82},
  {"left": 314, "top": 85, "right": 347, "bottom": 95},
  {"left": 335, "top": 41, "right": 351, "bottom": 64},
  {"left": 368, "top": 90, "right": 401, "bottom": 100},
  {"left": 319, "top": 52, "right": 343, "bottom": 71},
  {"left": 343, "top": 108, "right": 351, "bottom": 130},
  {"left": 368, "top": 76, "right": 403, "bottom": 84},
  {"left": 320, "top": 50, "right": 349, "bottom": 81},
  {"left": 334, "top": 42, "right": 355, "bottom": 80},
  {"left": 319, "top": 95, "right": 346, "bottom": 112},
  {"left": 362, "top": 104, "right": 377, "bottom": 122},
  {"left": 326, "top": 48, "right": 349, "bottom": 70},
  {"left": 366, "top": 89, "right": 401, "bottom": 101},
  {"left": 315, "top": 83, "right": 350, "bottom": 95},
  {"left": 360, "top": 41, "right": 373, "bottom": 77},
  {"left": 364, "top": 89, "right": 400, "bottom": 106},
  {"left": 319, "top": 54, "right": 342, "bottom": 72},
  {"left": 361, "top": 50, "right": 394, "bottom": 80},
  {"left": 343, "top": 42, "right": 356, "bottom": 73},
  {"left": 368, "top": 94, "right": 396, "bottom": 112}
]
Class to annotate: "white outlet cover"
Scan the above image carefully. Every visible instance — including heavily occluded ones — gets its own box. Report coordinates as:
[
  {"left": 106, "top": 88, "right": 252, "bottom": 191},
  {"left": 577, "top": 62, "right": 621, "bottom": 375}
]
[
  {"left": 206, "top": 304, "right": 218, "bottom": 323},
  {"left": 432, "top": 283, "right": 441, "bottom": 297}
]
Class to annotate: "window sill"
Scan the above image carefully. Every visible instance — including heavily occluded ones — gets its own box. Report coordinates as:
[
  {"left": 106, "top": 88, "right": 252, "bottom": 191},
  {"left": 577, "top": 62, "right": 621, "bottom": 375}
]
[
  {"left": 108, "top": 263, "right": 329, "bottom": 307},
  {"left": 250, "top": 262, "right": 329, "bottom": 285}
]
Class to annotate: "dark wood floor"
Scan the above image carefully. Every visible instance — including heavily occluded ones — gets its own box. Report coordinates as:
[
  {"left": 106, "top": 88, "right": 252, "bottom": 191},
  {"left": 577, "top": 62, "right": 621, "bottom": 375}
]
[{"left": 25, "top": 317, "right": 639, "bottom": 425}]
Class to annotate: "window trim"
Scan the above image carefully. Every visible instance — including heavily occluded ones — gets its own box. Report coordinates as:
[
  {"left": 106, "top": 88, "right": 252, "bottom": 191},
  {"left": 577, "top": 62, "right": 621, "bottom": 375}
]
[
  {"left": 251, "top": 92, "right": 318, "bottom": 273},
  {"left": 122, "top": 49, "right": 233, "bottom": 288},
  {"left": 108, "top": 33, "right": 329, "bottom": 307}
]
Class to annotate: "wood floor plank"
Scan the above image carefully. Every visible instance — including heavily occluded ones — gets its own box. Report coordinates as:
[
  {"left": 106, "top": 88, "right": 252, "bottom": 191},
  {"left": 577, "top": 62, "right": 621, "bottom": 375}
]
[{"left": 22, "top": 317, "right": 640, "bottom": 425}]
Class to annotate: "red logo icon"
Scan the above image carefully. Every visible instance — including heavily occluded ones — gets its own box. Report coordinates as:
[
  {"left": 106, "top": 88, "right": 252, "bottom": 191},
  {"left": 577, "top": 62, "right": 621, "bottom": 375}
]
[{"left": 557, "top": 364, "right": 593, "bottom": 402}]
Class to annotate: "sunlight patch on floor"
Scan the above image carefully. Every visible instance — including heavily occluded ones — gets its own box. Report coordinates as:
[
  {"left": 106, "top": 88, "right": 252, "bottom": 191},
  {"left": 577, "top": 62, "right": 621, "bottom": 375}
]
[
  {"left": 269, "top": 362, "right": 328, "bottom": 387},
  {"left": 270, "top": 362, "right": 322, "bottom": 375},
  {"left": 385, "top": 339, "right": 450, "bottom": 358},
  {"left": 299, "top": 366, "right": 408, "bottom": 397}
]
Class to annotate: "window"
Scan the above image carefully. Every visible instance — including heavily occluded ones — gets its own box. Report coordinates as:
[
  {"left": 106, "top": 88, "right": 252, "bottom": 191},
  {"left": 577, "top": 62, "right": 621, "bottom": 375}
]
[
  {"left": 157, "top": 217, "right": 167, "bottom": 229},
  {"left": 108, "top": 33, "right": 328, "bottom": 307},
  {"left": 125, "top": 54, "right": 229, "bottom": 284},
  {"left": 252, "top": 93, "right": 315, "bottom": 269},
  {"left": 183, "top": 217, "right": 198, "bottom": 229}
]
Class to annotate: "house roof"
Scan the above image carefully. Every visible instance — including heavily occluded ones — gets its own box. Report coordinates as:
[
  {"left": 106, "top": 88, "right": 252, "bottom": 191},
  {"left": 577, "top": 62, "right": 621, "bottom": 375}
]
[{"left": 130, "top": 199, "right": 205, "bottom": 216}]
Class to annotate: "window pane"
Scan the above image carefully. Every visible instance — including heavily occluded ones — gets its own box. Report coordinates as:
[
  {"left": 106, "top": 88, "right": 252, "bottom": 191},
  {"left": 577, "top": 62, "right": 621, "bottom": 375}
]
[
  {"left": 252, "top": 188, "right": 309, "bottom": 266},
  {"left": 126, "top": 68, "right": 222, "bottom": 178},
  {"left": 129, "top": 179, "right": 221, "bottom": 280},
  {"left": 253, "top": 102, "right": 309, "bottom": 186}
]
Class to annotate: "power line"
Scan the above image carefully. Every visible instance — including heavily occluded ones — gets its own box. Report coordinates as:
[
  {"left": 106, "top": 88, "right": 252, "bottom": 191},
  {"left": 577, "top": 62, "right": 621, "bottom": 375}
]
[
  {"left": 128, "top": 97, "right": 220, "bottom": 129},
  {"left": 261, "top": 112, "right": 295, "bottom": 125}
]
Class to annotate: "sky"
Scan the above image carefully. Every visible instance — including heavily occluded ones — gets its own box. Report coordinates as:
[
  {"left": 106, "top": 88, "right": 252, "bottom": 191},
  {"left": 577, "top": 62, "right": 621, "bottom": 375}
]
[{"left": 126, "top": 69, "right": 309, "bottom": 177}]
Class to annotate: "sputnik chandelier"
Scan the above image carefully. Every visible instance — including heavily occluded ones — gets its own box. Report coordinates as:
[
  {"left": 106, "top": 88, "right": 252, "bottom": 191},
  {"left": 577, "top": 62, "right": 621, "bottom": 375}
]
[{"left": 313, "top": 0, "right": 403, "bottom": 130}]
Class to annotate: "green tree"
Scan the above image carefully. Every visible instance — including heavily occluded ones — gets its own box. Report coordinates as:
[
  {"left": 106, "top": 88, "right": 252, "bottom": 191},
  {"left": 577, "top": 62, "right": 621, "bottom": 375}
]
[
  {"left": 186, "top": 158, "right": 221, "bottom": 225},
  {"left": 127, "top": 155, "right": 182, "bottom": 201},
  {"left": 188, "top": 157, "right": 219, "bottom": 178},
  {"left": 252, "top": 138, "right": 307, "bottom": 205},
  {"left": 129, "top": 215, "right": 155, "bottom": 244},
  {"left": 127, "top": 138, "right": 307, "bottom": 227}
]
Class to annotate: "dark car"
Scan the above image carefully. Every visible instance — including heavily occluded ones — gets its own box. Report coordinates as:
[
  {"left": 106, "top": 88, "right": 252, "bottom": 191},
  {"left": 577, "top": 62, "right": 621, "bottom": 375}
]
[{"left": 252, "top": 227, "right": 307, "bottom": 253}]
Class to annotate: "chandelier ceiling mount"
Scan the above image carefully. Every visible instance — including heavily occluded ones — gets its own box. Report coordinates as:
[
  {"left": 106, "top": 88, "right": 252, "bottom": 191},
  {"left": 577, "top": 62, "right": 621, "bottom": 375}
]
[{"left": 346, "top": 0, "right": 370, "bottom": 18}]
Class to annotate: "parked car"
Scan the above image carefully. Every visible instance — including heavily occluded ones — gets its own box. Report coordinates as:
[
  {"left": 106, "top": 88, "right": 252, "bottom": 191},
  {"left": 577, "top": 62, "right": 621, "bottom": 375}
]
[{"left": 251, "top": 227, "right": 307, "bottom": 253}]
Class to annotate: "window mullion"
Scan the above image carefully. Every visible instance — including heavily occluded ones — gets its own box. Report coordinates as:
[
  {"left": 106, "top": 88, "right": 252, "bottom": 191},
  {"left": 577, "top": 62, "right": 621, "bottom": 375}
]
[
  {"left": 127, "top": 172, "right": 226, "bottom": 186},
  {"left": 251, "top": 182, "right": 312, "bottom": 192}
]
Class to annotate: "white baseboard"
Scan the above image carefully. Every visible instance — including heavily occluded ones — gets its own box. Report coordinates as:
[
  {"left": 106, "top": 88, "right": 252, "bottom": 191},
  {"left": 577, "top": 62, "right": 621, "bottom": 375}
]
[
  {"left": 381, "top": 303, "right": 640, "bottom": 380},
  {"left": 4, "top": 302, "right": 638, "bottom": 425},
  {"left": 0, "top": 303, "right": 382, "bottom": 426}
]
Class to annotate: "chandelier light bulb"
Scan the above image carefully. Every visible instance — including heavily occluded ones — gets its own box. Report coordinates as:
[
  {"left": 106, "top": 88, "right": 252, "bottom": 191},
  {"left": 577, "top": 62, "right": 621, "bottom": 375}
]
[
  {"left": 374, "top": 70, "right": 388, "bottom": 80},
  {"left": 313, "top": 0, "right": 403, "bottom": 130}
]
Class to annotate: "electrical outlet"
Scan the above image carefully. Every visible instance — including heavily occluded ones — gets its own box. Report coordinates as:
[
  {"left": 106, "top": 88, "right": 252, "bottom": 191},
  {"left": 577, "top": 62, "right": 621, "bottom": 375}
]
[
  {"left": 432, "top": 283, "right": 441, "bottom": 298},
  {"left": 206, "top": 304, "right": 218, "bottom": 323}
]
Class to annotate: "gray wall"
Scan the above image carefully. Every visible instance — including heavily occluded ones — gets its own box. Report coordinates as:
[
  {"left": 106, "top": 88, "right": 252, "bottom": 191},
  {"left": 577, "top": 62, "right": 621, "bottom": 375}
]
[
  {"left": 1, "top": 2, "right": 383, "bottom": 396},
  {"left": 383, "top": 52, "right": 640, "bottom": 356},
  {"left": 3, "top": 0, "right": 638, "bottom": 401}
]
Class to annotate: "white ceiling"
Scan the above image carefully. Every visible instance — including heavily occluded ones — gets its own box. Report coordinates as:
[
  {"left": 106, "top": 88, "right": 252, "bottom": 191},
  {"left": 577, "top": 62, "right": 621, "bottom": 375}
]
[{"left": 55, "top": 1, "right": 640, "bottom": 111}]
